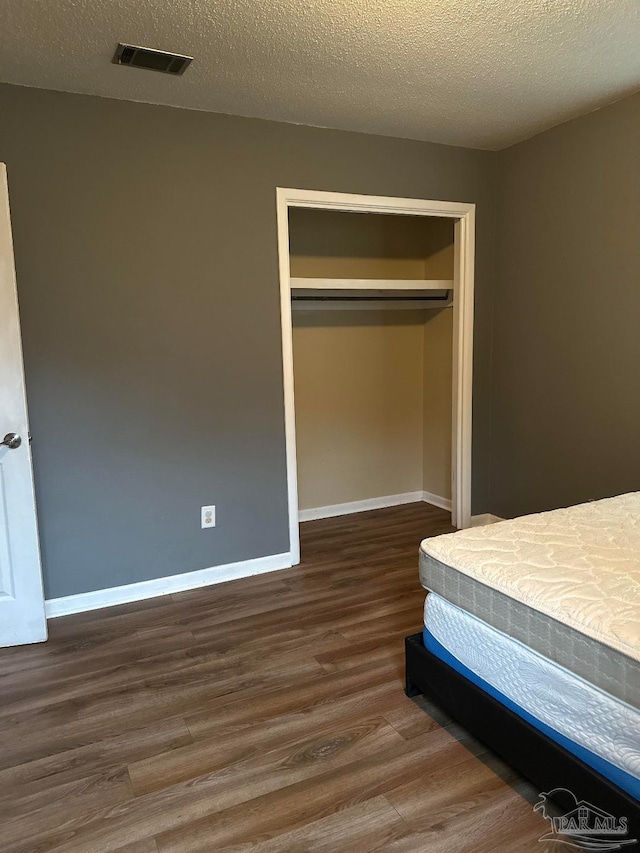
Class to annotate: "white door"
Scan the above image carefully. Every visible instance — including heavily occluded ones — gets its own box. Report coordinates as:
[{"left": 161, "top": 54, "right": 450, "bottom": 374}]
[{"left": 0, "top": 163, "right": 47, "bottom": 646}]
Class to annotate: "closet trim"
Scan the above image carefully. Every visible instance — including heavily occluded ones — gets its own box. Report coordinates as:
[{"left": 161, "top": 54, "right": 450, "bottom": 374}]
[{"left": 276, "top": 188, "right": 475, "bottom": 564}]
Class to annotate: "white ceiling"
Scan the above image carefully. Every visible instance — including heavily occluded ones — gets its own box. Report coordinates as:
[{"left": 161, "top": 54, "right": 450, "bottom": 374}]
[{"left": 0, "top": 0, "right": 638, "bottom": 150}]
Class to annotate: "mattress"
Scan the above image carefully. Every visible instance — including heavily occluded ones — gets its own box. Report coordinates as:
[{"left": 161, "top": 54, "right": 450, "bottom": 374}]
[
  {"left": 419, "top": 493, "right": 640, "bottom": 706},
  {"left": 423, "top": 593, "right": 640, "bottom": 801}
]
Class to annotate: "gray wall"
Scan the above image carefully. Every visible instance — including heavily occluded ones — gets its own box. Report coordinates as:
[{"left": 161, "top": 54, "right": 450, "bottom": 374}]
[
  {"left": 491, "top": 93, "right": 640, "bottom": 518},
  {"left": 0, "top": 83, "right": 496, "bottom": 598}
]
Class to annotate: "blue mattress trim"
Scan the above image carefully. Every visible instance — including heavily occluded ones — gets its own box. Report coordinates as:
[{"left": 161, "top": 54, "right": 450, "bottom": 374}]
[{"left": 423, "top": 626, "right": 640, "bottom": 801}]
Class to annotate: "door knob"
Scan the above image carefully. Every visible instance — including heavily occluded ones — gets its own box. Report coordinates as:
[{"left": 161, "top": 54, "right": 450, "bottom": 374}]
[{"left": 1, "top": 433, "right": 21, "bottom": 450}]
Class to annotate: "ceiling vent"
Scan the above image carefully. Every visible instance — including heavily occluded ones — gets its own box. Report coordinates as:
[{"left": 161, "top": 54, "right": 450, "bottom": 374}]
[{"left": 112, "top": 43, "right": 193, "bottom": 75}]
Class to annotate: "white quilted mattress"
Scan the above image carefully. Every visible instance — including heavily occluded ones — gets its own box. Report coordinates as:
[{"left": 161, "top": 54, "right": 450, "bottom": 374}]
[
  {"left": 421, "top": 493, "right": 640, "bottom": 663},
  {"left": 423, "top": 593, "right": 640, "bottom": 790}
]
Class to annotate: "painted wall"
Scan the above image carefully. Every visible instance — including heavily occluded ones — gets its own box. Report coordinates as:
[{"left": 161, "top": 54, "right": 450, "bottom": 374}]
[
  {"left": 293, "top": 312, "right": 425, "bottom": 510},
  {"left": 492, "top": 92, "right": 640, "bottom": 518},
  {"left": 423, "top": 308, "right": 453, "bottom": 501},
  {"left": 293, "top": 309, "right": 453, "bottom": 511},
  {"left": 0, "top": 83, "right": 496, "bottom": 599},
  {"left": 421, "top": 223, "right": 454, "bottom": 503},
  {"left": 289, "top": 207, "right": 454, "bottom": 281}
]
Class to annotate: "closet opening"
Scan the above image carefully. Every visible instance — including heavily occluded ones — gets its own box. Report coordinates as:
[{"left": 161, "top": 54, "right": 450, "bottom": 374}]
[{"left": 276, "top": 189, "right": 475, "bottom": 565}]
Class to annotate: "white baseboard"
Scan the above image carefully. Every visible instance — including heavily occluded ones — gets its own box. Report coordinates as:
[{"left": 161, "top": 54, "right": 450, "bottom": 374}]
[
  {"left": 299, "top": 491, "right": 424, "bottom": 522},
  {"left": 421, "top": 490, "right": 452, "bottom": 512},
  {"left": 299, "top": 490, "right": 452, "bottom": 522},
  {"left": 44, "top": 505, "right": 501, "bottom": 619},
  {"left": 45, "top": 552, "right": 293, "bottom": 618},
  {"left": 471, "top": 513, "right": 503, "bottom": 527}
]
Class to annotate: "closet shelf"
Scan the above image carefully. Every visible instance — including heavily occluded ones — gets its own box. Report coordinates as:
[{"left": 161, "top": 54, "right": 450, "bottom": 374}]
[{"left": 290, "top": 277, "right": 454, "bottom": 291}]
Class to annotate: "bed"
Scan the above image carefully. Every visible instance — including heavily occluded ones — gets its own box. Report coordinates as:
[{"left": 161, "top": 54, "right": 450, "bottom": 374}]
[{"left": 405, "top": 493, "right": 640, "bottom": 833}]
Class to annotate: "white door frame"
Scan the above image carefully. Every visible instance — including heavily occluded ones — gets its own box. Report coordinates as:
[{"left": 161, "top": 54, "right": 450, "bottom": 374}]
[{"left": 276, "top": 187, "right": 475, "bottom": 564}]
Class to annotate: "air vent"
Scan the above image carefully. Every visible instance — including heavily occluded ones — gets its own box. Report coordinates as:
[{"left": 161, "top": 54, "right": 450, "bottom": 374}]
[{"left": 113, "top": 43, "right": 193, "bottom": 75}]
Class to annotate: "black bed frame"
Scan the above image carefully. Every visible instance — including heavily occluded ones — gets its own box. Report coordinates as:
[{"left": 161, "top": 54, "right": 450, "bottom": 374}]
[{"left": 405, "top": 631, "right": 640, "bottom": 844}]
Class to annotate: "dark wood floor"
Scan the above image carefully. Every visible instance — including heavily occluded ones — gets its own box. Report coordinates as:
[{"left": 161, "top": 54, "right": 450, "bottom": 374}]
[{"left": 0, "top": 502, "right": 553, "bottom": 852}]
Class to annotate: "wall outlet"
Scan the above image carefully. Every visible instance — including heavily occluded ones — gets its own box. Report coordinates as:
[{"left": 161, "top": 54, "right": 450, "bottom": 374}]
[{"left": 201, "top": 505, "right": 216, "bottom": 529}]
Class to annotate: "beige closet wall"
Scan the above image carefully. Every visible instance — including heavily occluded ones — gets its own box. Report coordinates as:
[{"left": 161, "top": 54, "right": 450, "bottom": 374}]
[
  {"left": 291, "top": 210, "right": 454, "bottom": 512},
  {"left": 423, "top": 309, "right": 453, "bottom": 501},
  {"left": 293, "top": 313, "right": 425, "bottom": 510},
  {"left": 289, "top": 208, "right": 453, "bottom": 280},
  {"left": 422, "top": 226, "right": 454, "bottom": 502}
]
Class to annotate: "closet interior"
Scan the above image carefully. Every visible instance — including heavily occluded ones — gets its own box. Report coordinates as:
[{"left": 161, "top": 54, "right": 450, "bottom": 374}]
[{"left": 289, "top": 207, "right": 455, "bottom": 517}]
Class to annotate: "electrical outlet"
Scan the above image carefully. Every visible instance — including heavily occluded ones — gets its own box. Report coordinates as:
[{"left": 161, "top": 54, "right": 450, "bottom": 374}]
[{"left": 201, "top": 505, "right": 216, "bottom": 529}]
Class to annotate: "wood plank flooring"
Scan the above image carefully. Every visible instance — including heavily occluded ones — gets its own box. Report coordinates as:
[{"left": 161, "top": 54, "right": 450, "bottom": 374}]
[{"left": 0, "top": 503, "right": 553, "bottom": 851}]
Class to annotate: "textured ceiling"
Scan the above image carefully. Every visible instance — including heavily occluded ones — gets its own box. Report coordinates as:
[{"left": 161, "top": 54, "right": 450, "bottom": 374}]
[{"left": 0, "top": 0, "right": 638, "bottom": 149}]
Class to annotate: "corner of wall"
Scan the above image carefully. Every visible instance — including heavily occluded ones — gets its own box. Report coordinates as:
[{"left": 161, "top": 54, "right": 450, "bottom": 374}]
[{"left": 484, "top": 148, "right": 502, "bottom": 517}]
